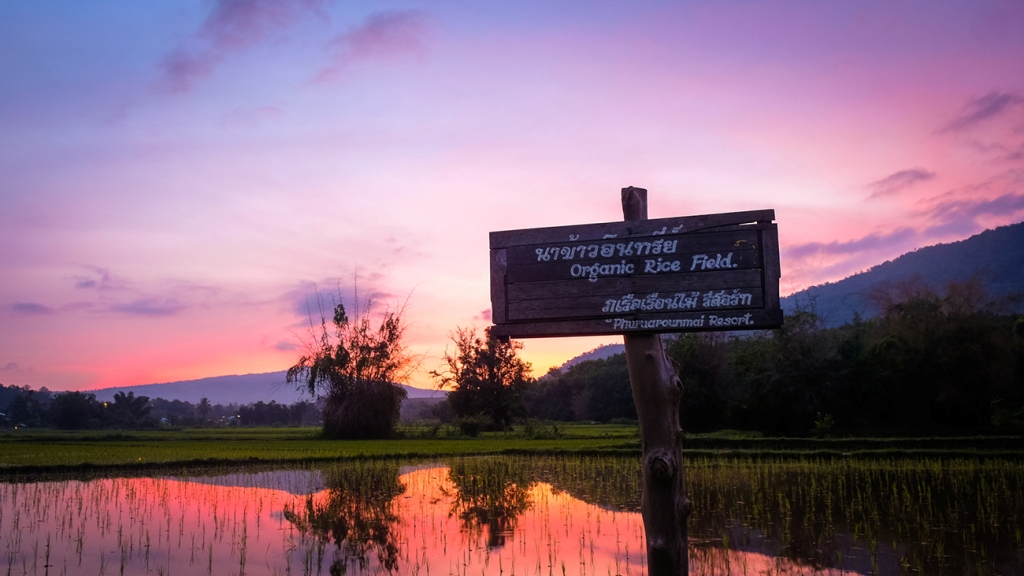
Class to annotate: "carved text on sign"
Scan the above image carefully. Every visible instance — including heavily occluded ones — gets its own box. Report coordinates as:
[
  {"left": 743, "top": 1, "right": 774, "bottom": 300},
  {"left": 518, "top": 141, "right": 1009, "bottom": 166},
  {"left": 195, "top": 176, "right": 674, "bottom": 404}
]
[
  {"left": 607, "top": 312, "right": 756, "bottom": 331},
  {"left": 644, "top": 258, "right": 683, "bottom": 274},
  {"left": 535, "top": 239, "right": 679, "bottom": 261},
  {"left": 601, "top": 289, "right": 754, "bottom": 313},
  {"left": 489, "top": 209, "right": 782, "bottom": 337},
  {"left": 567, "top": 254, "right": 746, "bottom": 282},
  {"left": 690, "top": 253, "right": 738, "bottom": 270},
  {"left": 571, "top": 260, "right": 636, "bottom": 282},
  {"left": 604, "top": 292, "right": 698, "bottom": 313},
  {"left": 701, "top": 289, "right": 754, "bottom": 308}
]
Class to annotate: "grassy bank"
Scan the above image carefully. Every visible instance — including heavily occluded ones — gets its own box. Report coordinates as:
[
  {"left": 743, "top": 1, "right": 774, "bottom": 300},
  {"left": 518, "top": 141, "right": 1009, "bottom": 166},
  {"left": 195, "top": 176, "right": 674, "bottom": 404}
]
[
  {"left": 1, "top": 425, "right": 1020, "bottom": 474},
  {"left": 0, "top": 425, "right": 636, "bottom": 472}
]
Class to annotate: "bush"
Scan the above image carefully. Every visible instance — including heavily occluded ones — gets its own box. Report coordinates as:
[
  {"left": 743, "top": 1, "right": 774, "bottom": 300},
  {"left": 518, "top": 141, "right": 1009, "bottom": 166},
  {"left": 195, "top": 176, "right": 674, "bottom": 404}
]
[
  {"left": 455, "top": 414, "right": 493, "bottom": 437},
  {"left": 287, "top": 290, "right": 414, "bottom": 439},
  {"left": 813, "top": 413, "right": 835, "bottom": 439},
  {"left": 432, "top": 327, "right": 532, "bottom": 431}
]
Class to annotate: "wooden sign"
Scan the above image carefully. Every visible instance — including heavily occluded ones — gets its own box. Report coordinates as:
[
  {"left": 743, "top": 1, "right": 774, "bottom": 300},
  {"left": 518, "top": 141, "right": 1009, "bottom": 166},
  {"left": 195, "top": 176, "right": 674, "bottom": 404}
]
[{"left": 489, "top": 209, "right": 782, "bottom": 338}]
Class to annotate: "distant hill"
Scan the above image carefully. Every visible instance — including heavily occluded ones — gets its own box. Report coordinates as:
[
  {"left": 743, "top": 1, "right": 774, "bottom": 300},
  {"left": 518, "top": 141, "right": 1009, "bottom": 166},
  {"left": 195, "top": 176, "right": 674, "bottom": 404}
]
[
  {"left": 542, "top": 344, "right": 625, "bottom": 377},
  {"left": 89, "top": 372, "right": 441, "bottom": 405},
  {"left": 782, "top": 221, "right": 1024, "bottom": 326},
  {"left": 65, "top": 223, "right": 1024, "bottom": 403}
]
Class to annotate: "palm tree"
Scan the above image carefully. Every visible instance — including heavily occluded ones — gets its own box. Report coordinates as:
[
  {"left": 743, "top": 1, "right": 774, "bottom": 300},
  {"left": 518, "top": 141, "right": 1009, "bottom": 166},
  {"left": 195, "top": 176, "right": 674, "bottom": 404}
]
[{"left": 197, "top": 397, "right": 211, "bottom": 424}]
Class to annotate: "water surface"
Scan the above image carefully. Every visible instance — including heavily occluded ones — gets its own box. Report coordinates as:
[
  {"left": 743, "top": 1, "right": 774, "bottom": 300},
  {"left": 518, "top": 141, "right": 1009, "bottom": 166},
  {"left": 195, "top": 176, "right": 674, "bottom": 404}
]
[{"left": 2, "top": 456, "right": 1021, "bottom": 575}]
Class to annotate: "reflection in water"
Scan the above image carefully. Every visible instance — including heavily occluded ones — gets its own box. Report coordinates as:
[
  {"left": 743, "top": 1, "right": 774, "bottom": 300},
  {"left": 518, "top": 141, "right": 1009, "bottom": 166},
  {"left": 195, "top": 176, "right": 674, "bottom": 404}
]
[
  {"left": 0, "top": 472, "right": 316, "bottom": 576},
  {"left": 283, "top": 460, "right": 405, "bottom": 574},
  {"left": 1, "top": 456, "right": 1022, "bottom": 575},
  {"left": 445, "top": 458, "right": 533, "bottom": 548}
]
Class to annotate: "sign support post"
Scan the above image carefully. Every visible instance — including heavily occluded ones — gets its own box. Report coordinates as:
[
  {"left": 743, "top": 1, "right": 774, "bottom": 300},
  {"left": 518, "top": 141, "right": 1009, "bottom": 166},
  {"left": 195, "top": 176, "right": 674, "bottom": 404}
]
[
  {"left": 621, "top": 186, "right": 691, "bottom": 576},
  {"left": 489, "top": 185, "right": 782, "bottom": 576}
]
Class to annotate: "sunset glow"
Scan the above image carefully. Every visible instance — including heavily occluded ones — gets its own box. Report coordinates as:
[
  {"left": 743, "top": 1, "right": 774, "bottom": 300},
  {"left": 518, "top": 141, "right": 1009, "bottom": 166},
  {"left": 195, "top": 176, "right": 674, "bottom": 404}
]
[
  {"left": 2, "top": 1, "right": 1023, "bottom": 390},
  {"left": 1, "top": 463, "right": 854, "bottom": 575}
]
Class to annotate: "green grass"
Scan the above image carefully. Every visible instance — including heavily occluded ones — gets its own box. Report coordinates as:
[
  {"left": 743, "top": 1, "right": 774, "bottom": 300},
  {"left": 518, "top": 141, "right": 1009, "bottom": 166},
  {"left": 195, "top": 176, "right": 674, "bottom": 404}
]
[
  {"left": 1, "top": 424, "right": 1020, "bottom": 474},
  {"left": 0, "top": 425, "right": 638, "bottom": 472}
]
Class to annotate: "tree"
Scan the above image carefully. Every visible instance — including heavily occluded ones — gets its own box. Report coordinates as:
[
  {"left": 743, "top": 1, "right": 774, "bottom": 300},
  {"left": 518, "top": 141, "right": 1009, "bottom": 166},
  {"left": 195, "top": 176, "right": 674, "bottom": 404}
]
[
  {"left": 287, "top": 291, "right": 413, "bottom": 439},
  {"left": 523, "top": 355, "right": 634, "bottom": 422},
  {"left": 665, "top": 333, "right": 732, "bottom": 432},
  {"left": 431, "top": 327, "right": 532, "bottom": 432},
  {"left": 49, "top": 391, "right": 101, "bottom": 429},
  {"left": 107, "top": 391, "right": 152, "bottom": 428},
  {"left": 197, "top": 397, "right": 211, "bottom": 423},
  {"left": 5, "top": 388, "right": 47, "bottom": 427},
  {"left": 854, "top": 278, "right": 1017, "bottom": 432}
]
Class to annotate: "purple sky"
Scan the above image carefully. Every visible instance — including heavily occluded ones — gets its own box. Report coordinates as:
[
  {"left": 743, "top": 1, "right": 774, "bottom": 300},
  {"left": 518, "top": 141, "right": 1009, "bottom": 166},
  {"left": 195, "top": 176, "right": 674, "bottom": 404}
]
[{"left": 2, "top": 0, "right": 1023, "bottom": 391}]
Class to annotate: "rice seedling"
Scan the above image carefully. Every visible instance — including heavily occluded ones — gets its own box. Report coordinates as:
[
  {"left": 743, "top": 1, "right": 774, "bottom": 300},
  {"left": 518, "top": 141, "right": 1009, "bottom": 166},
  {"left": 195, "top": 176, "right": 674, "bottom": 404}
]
[{"left": 1, "top": 455, "right": 1022, "bottom": 574}]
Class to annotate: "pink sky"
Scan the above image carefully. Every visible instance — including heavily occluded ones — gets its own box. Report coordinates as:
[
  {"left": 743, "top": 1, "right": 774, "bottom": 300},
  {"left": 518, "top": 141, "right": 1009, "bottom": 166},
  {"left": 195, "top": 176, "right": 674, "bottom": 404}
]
[{"left": 2, "top": 0, "right": 1023, "bottom": 392}]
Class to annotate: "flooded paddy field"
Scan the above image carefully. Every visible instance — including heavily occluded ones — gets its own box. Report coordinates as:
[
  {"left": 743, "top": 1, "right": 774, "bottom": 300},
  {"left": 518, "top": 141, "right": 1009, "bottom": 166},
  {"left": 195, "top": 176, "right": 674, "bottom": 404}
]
[{"left": 2, "top": 455, "right": 1022, "bottom": 575}]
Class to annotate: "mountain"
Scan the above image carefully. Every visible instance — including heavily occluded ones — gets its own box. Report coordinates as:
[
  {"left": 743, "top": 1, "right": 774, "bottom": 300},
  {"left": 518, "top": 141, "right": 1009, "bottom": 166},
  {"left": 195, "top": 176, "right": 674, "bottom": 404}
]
[
  {"left": 542, "top": 343, "right": 626, "bottom": 377},
  {"left": 89, "top": 372, "right": 441, "bottom": 406},
  {"left": 782, "top": 221, "right": 1024, "bottom": 326},
  {"left": 73, "top": 223, "right": 1024, "bottom": 403}
]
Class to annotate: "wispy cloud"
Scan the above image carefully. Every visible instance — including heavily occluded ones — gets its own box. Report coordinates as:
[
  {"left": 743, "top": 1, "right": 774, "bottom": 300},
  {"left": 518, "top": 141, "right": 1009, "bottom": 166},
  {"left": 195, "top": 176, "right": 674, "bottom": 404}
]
[
  {"left": 201, "top": 0, "right": 330, "bottom": 50},
  {"left": 1007, "top": 143, "right": 1024, "bottom": 163},
  {"left": 161, "top": 0, "right": 331, "bottom": 93},
  {"left": 1, "top": 362, "right": 20, "bottom": 372},
  {"left": 784, "top": 228, "right": 919, "bottom": 260},
  {"left": 5, "top": 303, "right": 55, "bottom": 316},
  {"left": 315, "top": 10, "right": 429, "bottom": 82},
  {"left": 4, "top": 301, "right": 95, "bottom": 318},
  {"left": 224, "top": 105, "right": 284, "bottom": 125},
  {"left": 160, "top": 50, "right": 218, "bottom": 93},
  {"left": 926, "top": 192, "right": 1024, "bottom": 229},
  {"left": 284, "top": 279, "right": 402, "bottom": 331},
  {"left": 110, "top": 298, "right": 186, "bottom": 317},
  {"left": 72, "top": 266, "right": 125, "bottom": 291},
  {"left": 939, "top": 91, "right": 1024, "bottom": 133},
  {"left": 273, "top": 340, "right": 298, "bottom": 352},
  {"left": 867, "top": 168, "right": 936, "bottom": 199}
]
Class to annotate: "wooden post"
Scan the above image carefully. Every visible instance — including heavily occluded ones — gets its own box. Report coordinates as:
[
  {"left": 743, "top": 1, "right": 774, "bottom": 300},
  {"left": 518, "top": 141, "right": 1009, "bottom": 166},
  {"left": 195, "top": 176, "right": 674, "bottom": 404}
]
[{"left": 621, "top": 186, "right": 691, "bottom": 576}]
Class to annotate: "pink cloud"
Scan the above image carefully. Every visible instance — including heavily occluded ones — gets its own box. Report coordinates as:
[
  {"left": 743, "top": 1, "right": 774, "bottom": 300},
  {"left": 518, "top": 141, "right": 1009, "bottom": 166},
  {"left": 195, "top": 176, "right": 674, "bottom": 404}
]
[
  {"left": 5, "top": 302, "right": 55, "bottom": 316},
  {"left": 867, "top": 168, "right": 936, "bottom": 199},
  {"left": 939, "top": 91, "right": 1024, "bottom": 133},
  {"left": 785, "top": 228, "right": 919, "bottom": 260},
  {"left": 160, "top": 49, "right": 218, "bottom": 94},
  {"left": 273, "top": 340, "right": 298, "bottom": 352},
  {"left": 72, "top": 266, "right": 126, "bottom": 291},
  {"left": 109, "top": 298, "right": 186, "bottom": 317},
  {"left": 201, "top": 0, "right": 330, "bottom": 50},
  {"left": 315, "top": 10, "right": 429, "bottom": 82},
  {"left": 925, "top": 191, "right": 1024, "bottom": 230},
  {"left": 161, "top": 0, "right": 330, "bottom": 93}
]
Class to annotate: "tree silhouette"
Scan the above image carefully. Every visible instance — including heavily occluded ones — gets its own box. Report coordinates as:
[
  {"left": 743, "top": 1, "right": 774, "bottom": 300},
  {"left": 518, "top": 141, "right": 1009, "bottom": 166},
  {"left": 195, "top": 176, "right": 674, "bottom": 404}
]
[
  {"left": 287, "top": 290, "right": 413, "bottom": 439},
  {"left": 107, "top": 391, "right": 152, "bottom": 428},
  {"left": 49, "top": 391, "right": 101, "bottom": 429},
  {"left": 445, "top": 457, "right": 534, "bottom": 548},
  {"left": 432, "top": 327, "right": 532, "bottom": 432},
  {"left": 283, "top": 461, "right": 406, "bottom": 573},
  {"left": 197, "top": 397, "right": 211, "bottom": 422}
]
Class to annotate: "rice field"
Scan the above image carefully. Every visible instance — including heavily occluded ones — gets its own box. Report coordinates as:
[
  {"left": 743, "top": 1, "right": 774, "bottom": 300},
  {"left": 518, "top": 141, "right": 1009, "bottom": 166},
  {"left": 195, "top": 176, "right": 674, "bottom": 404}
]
[
  {"left": 1, "top": 455, "right": 1022, "bottom": 575},
  {"left": 0, "top": 426, "right": 638, "bottom": 470},
  {"left": 2, "top": 428, "right": 1020, "bottom": 471}
]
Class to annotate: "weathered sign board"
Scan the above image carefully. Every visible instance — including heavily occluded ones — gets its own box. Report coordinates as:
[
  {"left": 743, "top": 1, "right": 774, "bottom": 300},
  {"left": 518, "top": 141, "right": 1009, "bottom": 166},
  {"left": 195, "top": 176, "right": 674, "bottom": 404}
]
[{"left": 490, "top": 209, "right": 782, "bottom": 338}]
